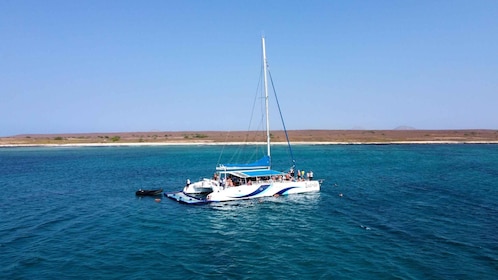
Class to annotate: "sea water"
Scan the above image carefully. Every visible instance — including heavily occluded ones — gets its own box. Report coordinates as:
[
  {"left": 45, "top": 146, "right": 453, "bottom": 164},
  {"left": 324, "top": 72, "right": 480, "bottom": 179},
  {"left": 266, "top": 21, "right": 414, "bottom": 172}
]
[{"left": 0, "top": 144, "right": 497, "bottom": 279}]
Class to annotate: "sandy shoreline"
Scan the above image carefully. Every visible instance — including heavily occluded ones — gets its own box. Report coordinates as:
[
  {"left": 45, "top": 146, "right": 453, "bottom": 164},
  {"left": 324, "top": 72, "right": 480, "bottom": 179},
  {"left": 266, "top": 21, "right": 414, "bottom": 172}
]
[
  {"left": 2, "top": 140, "right": 498, "bottom": 148},
  {"left": 2, "top": 130, "right": 498, "bottom": 147}
]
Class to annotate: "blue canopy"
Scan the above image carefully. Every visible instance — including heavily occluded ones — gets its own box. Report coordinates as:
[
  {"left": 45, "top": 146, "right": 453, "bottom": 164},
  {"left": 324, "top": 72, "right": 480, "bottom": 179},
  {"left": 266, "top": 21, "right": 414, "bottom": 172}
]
[
  {"left": 240, "top": 169, "right": 285, "bottom": 178},
  {"left": 223, "top": 169, "right": 285, "bottom": 179},
  {"left": 216, "top": 156, "right": 270, "bottom": 171}
]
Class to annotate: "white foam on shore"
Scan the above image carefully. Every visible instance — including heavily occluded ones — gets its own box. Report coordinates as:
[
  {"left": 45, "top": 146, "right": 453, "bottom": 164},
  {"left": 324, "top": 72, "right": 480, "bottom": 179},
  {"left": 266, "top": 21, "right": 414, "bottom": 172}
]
[{"left": 1, "top": 140, "right": 498, "bottom": 148}]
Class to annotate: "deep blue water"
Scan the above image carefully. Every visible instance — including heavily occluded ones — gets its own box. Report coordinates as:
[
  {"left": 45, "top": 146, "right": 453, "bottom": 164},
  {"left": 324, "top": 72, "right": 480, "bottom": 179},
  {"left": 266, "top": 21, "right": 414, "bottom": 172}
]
[{"left": 1, "top": 144, "right": 497, "bottom": 279}]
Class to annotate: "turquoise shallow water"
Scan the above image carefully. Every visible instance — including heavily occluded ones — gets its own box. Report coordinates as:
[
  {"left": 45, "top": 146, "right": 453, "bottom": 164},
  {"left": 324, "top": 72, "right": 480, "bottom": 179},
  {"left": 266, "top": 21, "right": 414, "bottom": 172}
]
[{"left": 1, "top": 144, "right": 497, "bottom": 279}]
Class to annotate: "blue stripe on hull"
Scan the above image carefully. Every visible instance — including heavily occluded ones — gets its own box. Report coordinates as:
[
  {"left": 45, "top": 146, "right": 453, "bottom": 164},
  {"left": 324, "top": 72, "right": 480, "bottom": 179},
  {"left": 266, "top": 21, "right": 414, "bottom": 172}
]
[
  {"left": 228, "top": 185, "right": 301, "bottom": 199},
  {"left": 276, "top": 187, "right": 298, "bottom": 195},
  {"left": 233, "top": 184, "right": 271, "bottom": 198}
]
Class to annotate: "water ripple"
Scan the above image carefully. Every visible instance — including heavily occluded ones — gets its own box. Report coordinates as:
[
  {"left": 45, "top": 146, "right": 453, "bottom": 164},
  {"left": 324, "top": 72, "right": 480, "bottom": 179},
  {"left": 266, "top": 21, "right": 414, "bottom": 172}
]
[{"left": 1, "top": 145, "right": 498, "bottom": 279}]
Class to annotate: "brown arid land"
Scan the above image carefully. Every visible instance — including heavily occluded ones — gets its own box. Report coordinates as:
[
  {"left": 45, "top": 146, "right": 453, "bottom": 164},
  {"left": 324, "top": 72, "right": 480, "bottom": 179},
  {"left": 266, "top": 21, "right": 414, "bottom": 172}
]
[{"left": 1, "top": 130, "right": 498, "bottom": 146}]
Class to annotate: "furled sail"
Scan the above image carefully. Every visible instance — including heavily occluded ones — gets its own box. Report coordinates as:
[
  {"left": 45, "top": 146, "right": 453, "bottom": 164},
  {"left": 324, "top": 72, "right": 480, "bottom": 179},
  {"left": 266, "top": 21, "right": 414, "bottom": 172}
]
[{"left": 216, "top": 156, "right": 270, "bottom": 171}]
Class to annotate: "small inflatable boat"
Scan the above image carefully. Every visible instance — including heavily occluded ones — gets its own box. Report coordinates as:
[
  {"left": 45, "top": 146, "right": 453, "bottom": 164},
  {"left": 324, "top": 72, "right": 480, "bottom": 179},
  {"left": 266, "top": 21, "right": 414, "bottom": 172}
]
[{"left": 135, "top": 188, "right": 163, "bottom": 196}]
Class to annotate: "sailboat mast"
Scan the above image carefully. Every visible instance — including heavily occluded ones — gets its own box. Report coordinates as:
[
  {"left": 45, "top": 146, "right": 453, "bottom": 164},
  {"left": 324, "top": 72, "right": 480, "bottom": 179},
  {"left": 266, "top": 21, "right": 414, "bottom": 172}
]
[{"left": 262, "top": 37, "right": 271, "bottom": 159}]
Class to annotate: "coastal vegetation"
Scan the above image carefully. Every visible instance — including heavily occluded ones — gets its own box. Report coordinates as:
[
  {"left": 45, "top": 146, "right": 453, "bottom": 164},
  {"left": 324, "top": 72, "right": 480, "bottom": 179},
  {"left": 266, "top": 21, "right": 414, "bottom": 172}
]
[
  {"left": 183, "top": 133, "right": 208, "bottom": 139},
  {"left": 2, "top": 130, "right": 498, "bottom": 146}
]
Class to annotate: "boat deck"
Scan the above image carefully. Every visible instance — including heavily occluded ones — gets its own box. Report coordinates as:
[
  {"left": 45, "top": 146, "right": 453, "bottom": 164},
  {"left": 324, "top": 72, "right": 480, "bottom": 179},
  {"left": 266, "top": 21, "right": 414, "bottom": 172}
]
[{"left": 164, "top": 192, "right": 208, "bottom": 205}]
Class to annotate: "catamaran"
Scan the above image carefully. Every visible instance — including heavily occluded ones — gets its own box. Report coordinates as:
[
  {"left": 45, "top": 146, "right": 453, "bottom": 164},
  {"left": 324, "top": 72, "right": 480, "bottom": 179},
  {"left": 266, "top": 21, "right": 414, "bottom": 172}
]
[{"left": 165, "top": 37, "right": 321, "bottom": 204}]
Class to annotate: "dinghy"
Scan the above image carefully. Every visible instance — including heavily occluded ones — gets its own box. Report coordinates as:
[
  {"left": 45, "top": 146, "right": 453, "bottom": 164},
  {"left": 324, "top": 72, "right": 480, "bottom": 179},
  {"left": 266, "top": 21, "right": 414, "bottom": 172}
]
[{"left": 135, "top": 188, "right": 163, "bottom": 196}]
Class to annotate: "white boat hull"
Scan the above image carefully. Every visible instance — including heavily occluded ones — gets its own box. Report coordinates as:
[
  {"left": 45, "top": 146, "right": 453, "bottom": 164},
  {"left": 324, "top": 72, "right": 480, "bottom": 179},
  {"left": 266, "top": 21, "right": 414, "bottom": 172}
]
[{"left": 206, "top": 180, "right": 320, "bottom": 202}]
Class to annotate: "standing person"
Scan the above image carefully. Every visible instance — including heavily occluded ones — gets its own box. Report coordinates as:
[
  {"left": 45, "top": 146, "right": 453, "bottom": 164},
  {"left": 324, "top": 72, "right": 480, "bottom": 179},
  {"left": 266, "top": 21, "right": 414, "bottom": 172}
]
[
  {"left": 297, "top": 170, "right": 301, "bottom": 180},
  {"left": 308, "top": 170, "right": 313, "bottom": 180},
  {"left": 290, "top": 167, "right": 295, "bottom": 178},
  {"left": 183, "top": 179, "right": 191, "bottom": 192}
]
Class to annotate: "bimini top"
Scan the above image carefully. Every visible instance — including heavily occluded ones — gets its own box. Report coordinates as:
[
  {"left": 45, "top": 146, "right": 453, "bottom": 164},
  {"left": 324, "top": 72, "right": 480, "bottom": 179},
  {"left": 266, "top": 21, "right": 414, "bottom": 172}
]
[
  {"left": 216, "top": 156, "right": 270, "bottom": 171},
  {"left": 223, "top": 169, "right": 285, "bottom": 179}
]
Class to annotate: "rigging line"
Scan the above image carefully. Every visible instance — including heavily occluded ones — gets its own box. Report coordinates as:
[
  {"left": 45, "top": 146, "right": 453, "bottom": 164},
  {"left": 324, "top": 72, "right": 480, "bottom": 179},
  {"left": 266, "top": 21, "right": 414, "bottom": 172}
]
[
  {"left": 222, "top": 74, "right": 262, "bottom": 165},
  {"left": 234, "top": 83, "right": 263, "bottom": 163},
  {"left": 245, "top": 60, "right": 263, "bottom": 136},
  {"left": 242, "top": 53, "right": 267, "bottom": 162},
  {"left": 268, "top": 69, "right": 296, "bottom": 169},
  {"left": 217, "top": 130, "right": 232, "bottom": 166},
  {"left": 225, "top": 55, "right": 267, "bottom": 165},
  {"left": 244, "top": 60, "right": 264, "bottom": 150}
]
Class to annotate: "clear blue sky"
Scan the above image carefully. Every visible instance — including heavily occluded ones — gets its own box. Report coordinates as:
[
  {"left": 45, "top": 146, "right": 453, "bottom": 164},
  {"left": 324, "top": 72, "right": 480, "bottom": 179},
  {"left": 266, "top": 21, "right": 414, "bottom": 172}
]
[{"left": 1, "top": 1, "right": 497, "bottom": 136}]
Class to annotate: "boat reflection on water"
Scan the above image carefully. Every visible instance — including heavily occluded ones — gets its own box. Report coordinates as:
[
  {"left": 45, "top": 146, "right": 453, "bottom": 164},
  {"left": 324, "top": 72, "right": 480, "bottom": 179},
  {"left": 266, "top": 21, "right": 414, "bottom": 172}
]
[{"left": 208, "top": 192, "right": 322, "bottom": 211}]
